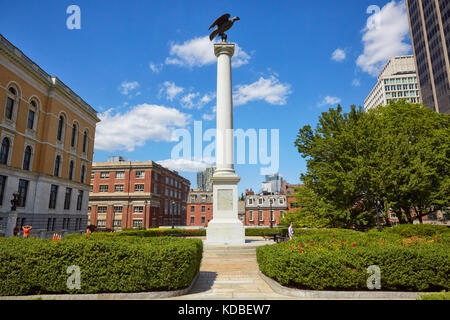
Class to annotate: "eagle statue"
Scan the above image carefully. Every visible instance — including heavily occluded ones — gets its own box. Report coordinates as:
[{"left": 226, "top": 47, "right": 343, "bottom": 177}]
[{"left": 209, "top": 13, "right": 240, "bottom": 42}]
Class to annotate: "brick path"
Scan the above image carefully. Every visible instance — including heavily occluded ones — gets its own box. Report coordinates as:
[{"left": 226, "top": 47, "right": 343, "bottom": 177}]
[{"left": 169, "top": 237, "right": 293, "bottom": 300}]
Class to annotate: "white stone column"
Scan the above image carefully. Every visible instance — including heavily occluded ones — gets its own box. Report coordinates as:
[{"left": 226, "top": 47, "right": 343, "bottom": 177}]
[{"left": 206, "top": 42, "right": 245, "bottom": 245}]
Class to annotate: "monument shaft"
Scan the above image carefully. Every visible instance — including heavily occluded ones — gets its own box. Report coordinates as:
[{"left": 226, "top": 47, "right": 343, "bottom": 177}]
[{"left": 206, "top": 42, "right": 245, "bottom": 245}]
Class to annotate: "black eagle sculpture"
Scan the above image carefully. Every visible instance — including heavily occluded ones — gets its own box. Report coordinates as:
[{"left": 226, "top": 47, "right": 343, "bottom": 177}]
[{"left": 209, "top": 13, "right": 240, "bottom": 42}]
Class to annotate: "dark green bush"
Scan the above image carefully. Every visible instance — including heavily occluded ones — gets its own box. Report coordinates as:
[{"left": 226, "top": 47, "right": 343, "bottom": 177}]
[
  {"left": 245, "top": 227, "right": 288, "bottom": 237},
  {"left": 0, "top": 236, "right": 202, "bottom": 296},
  {"left": 380, "top": 224, "right": 449, "bottom": 238},
  {"left": 119, "top": 228, "right": 206, "bottom": 237},
  {"left": 257, "top": 229, "right": 449, "bottom": 291}
]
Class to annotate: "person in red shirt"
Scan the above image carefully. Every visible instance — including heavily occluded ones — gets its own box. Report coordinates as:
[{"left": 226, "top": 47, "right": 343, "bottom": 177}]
[{"left": 22, "top": 225, "right": 32, "bottom": 238}]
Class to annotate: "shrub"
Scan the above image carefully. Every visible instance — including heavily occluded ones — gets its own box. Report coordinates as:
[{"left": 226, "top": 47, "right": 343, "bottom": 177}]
[
  {"left": 380, "top": 224, "right": 449, "bottom": 238},
  {"left": 257, "top": 229, "right": 449, "bottom": 291},
  {"left": 245, "top": 228, "right": 288, "bottom": 237},
  {"left": 418, "top": 291, "right": 450, "bottom": 300},
  {"left": 0, "top": 236, "right": 202, "bottom": 296}
]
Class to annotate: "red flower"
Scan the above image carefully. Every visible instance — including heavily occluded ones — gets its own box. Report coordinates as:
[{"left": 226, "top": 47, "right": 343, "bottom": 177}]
[
  {"left": 332, "top": 234, "right": 335, "bottom": 237},
  {"left": 340, "top": 240, "right": 344, "bottom": 243},
  {"left": 309, "top": 242, "right": 312, "bottom": 246},
  {"left": 436, "top": 238, "right": 440, "bottom": 242},
  {"left": 300, "top": 243, "right": 304, "bottom": 247},
  {"left": 352, "top": 243, "right": 356, "bottom": 247}
]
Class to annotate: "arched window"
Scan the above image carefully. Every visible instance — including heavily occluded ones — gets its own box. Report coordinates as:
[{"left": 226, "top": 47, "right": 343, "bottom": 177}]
[
  {"left": 54, "top": 155, "right": 61, "bottom": 176},
  {"left": 57, "top": 115, "right": 65, "bottom": 141},
  {"left": 80, "top": 165, "right": 86, "bottom": 183},
  {"left": 0, "top": 137, "right": 10, "bottom": 164},
  {"left": 82, "top": 131, "right": 88, "bottom": 153},
  {"left": 22, "top": 146, "right": 32, "bottom": 170},
  {"left": 27, "top": 100, "right": 37, "bottom": 130},
  {"left": 71, "top": 123, "right": 78, "bottom": 147},
  {"left": 68, "top": 160, "right": 74, "bottom": 180},
  {"left": 5, "top": 87, "right": 17, "bottom": 120}
]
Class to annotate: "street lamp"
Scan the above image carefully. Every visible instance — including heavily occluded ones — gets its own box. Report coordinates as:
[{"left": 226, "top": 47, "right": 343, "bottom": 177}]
[
  {"left": 171, "top": 200, "right": 175, "bottom": 229},
  {"left": 270, "top": 196, "right": 273, "bottom": 229},
  {"left": 144, "top": 200, "right": 148, "bottom": 230}
]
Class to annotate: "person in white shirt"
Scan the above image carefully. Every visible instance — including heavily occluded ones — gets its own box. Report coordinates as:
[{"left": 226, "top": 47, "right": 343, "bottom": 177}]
[{"left": 288, "top": 223, "right": 294, "bottom": 240}]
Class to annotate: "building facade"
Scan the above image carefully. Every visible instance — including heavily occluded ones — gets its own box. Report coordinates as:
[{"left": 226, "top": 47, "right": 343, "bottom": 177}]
[
  {"left": 0, "top": 34, "right": 99, "bottom": 236},
  {"left": 88, "top": 159, "right": 190, "bottom": 230},
  {"left": 285, "top": 183, "right": 301, "bottom": 213},
  {"left": 196, "top": 166, "right": 215, "bottom": 192},
  {"left": 187, "top": 190, "right": 213, "bottom": 226},
  {"left": 406, "top": 0, "right": 450, "bottom": 114},
  {"left": 262, "top": 173, "right": 284, "bottom": 194},
  {"left": 364, "top": 56, "right": 421, "bottom": 111},
  {"left": 244, "top": 189, "right": 288, "bottom": 227}
]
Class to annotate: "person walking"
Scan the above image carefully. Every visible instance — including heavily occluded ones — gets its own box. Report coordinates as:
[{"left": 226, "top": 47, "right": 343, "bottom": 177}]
[
  {"left": 22, "top": 225, "right": 32, "bottom": 238},
  {"left": 288, "top": 223, "right": 294, "bottom": 240}
]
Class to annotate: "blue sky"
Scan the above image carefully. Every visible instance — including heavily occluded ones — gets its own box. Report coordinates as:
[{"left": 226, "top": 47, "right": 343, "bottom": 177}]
[{"left": 0, "top": 0, "right": 412, "bottom": 194}]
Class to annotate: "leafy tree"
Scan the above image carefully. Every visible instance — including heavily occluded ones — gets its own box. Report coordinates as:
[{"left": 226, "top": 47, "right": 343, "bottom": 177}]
[{"left": 294, "top": 101, "right": 450, "bottom": 228}]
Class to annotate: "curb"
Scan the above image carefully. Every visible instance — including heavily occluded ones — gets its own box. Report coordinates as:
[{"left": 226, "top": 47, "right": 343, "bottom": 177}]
[
  {"left": 259, "top": 271, "right": 426, "bottom": 300},
  {"left": 0, "top": 272, "right": 200, "bottom": 300}
]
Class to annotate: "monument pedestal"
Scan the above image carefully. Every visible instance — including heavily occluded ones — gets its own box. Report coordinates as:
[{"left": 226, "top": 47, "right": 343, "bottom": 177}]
[
  {"left": 206, "top": 175, "right": 245, "bottom": 245},
  {"left": 5, "top": 211, "right": 17, "bottom": 237}
]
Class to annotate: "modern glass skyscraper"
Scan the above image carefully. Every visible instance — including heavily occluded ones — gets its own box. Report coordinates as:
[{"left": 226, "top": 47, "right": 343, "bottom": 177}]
[{"left": 405, "top": 0, "right": 450, "bottom": 114}]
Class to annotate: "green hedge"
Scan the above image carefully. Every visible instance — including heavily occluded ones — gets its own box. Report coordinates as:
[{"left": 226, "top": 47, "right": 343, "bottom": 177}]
[
  {"left": 257, "top": 228, "right": 449, "bottom": 291},
  {"left": 245, "top": 227, "right": 288, "bottom": 237},
  {"left": 380, "top": 224, "right": 449, "bottom": 238},
  {"left": 0, "top": 236, "right": 202, "bottom": 296}
]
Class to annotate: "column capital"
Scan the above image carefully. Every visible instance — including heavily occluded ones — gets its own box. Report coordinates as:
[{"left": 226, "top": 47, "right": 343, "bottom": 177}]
[{"left": 214, "top": 43, "right": 235, "bottom": 58}]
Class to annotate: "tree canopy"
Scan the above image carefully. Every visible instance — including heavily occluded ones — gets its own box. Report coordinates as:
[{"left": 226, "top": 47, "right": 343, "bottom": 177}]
[{"left": 289, "top": 101, "right": 450, "bottom": 229}]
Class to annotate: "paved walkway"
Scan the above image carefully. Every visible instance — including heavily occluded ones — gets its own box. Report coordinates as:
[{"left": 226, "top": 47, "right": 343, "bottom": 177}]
[{"left": 169, "top": 237, "right": 292, "bottom": 300}]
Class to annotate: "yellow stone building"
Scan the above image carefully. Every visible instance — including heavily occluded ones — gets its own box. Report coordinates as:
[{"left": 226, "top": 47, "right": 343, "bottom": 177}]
[{"left": 0, "top": 34, "right": 100, "bottom": 236}]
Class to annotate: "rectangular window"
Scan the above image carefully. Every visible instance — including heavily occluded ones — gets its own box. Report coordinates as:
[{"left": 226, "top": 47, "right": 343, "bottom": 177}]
[
  {"left": 99, "top": 185, "right": 108, "bottom": 192},
  {"left": 113, "top": 220, "right": 122, "bottom": 227},
  {"left": 27, "top": 109, "right": 35, "bottom": 129},
  {"left": 190, "top": 216, "right": 195, "bottom": 225},
  {"left": 0, "top": 175, "right": 6, "bottom": 206},
  {"left": 64, "top": 187, "right": 72, "bottom": 210},
  {"left": 133, "top": 206, "right": 143, "bottom": 213},
  {"left": 17, "top": 179, "right": 29, "bottom": 208},
  {"left": 201, "top": 206, "right": 205, "bottom": 212},
  {"left": 100, "top": 172, "right": 109, "bottom": 179},
  {"left": 133, "top": 219, "right": 142, "bottom": 228},
  {"left": 76, "top": 190, "right": 83, "bottom": 210},
  {"left": 97, "top": 206, "right": 107, "bottom": 213},
  {"left": 114, "top": 184, "right": 124, "bottom": 192},
  {"left": 280, "top": 210, "right": 284, "bottom": 218},
  {"left": 49, "top": 185, "right": 58, "bottom": 209},
  {"left": 153, "top": 184, "right": 158, "bottom": 194},
  {"left": 258, "top": 198, "right": 263, "bottom": 205},
  {"left": 248, "top": 198, "right": 253, "bottom": 205},
  {"left": 47, "top": 218, "right": 56, "bottom": 231},
  {"left": 97, "top": 220, "right": 106, "bottom": 227},
  {"left": 258, "top": 210, "right": 263, "bottom": 221},
  {"left": 270, "top": 211, "right": 274, "bottom": 221},
  {"left": 135, "top": 171, "right": 145, "bottom": 179},
  {"left": 191, "top": 205, "right": 195, "bottom": 212},
  {"left": 115, "top": 171, "right": 125, "bottom": 179},
  {"left": 114, "top": 206, "right": 123, "bottom": 213},
  {"left": 249, "top": 211, "right": 253, "bottom": 221},
  {"left": 134, "top": 184, "right": 144, "bottom": 192},
  {"left": 201, "top": 216, "right": 205, "bottom": 224}
]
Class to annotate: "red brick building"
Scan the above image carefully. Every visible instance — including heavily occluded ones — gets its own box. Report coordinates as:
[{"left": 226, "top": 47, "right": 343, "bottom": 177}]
[
  {"left": 88, "top": 157, "right": 190, "bottom": 230},
  {"left": 285, "top": 183, "right": 301, "bottom": 213},
  {"left": 186, "top": 190, "right": 213, "bottom": 226},
  {"left": 243, "top": 189, "right": 288, "bottom": 227}
]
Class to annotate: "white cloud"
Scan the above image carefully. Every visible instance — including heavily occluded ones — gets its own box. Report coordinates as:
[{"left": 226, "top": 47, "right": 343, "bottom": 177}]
[
  {"left": 156, "top": 158, "right": 215, "bottom": 172},
  {"left": 119, "top": 81, "right": 140, "bottom": 95},
  {"left": 165, "top": 36, "right": 250, "bottom": 68},
  {"left": 202, "top": 113, "right": 215, "bottom": 121},
  {"left": 318, "top": 96, "right": 342, "bottom": 107},
  {"left": 352, "top": 79, "right": 361, "bottom": 87},
  {"left": 160, "top": 81, "right": 184, "bottom": 101},
  {"left": 149, "top": 62, "right": 163, "bottom": 73},
  {"left": 356, "top": 1, "right": 411, "bottom": 76},
  {"left": 331, "top": 48, "right": 346, "bottom": 62},
  {"left": 233, "top": 76, "right": 291, "bottom": 106},
  {"left": 180, "top": 92, "right": 200, "bottom": 109},
  {"left": 94, "top": 104, "right": 191, "bottom": 152}
]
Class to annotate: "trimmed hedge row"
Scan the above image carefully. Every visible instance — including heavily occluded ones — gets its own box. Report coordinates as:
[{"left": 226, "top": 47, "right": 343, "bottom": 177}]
[
  {"left": 245, "top": 227, "right": 288, "bottom": 237},
  {"left": 257, "top": 227, "right": 449, "bottom": 292},
  {"left": 0, "top": 236, "right": 203, "bottom": 296}
]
